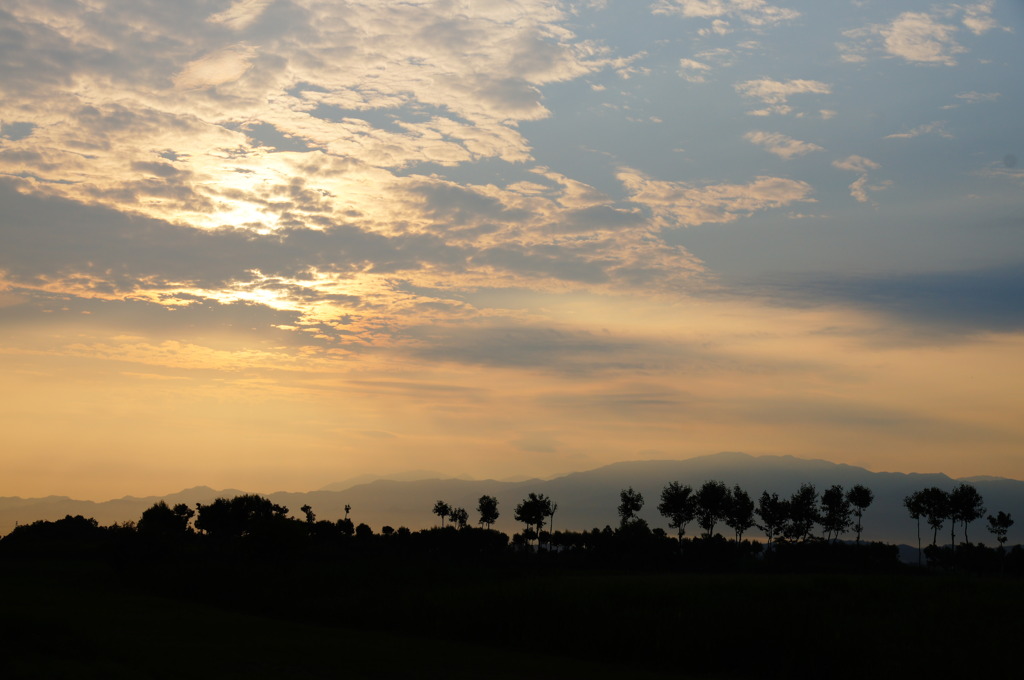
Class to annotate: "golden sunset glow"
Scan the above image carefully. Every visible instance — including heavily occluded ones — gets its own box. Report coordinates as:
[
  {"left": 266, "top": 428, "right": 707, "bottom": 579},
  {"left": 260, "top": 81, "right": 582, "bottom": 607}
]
[{"left": 2, "top": 0, "right": 1022, "bottom": 499}]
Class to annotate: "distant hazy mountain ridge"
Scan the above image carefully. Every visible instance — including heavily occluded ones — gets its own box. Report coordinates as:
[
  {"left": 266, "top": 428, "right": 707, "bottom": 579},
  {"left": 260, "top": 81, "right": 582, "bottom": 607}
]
[{"left": 3, "top": 453, "right": 1021, "bottom": 546}]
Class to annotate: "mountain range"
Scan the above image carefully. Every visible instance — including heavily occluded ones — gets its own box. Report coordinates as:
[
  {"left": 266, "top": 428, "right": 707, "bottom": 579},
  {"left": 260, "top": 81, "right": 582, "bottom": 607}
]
[{"left": 2, "top": 452, "right": 1021, "bottom": 547}]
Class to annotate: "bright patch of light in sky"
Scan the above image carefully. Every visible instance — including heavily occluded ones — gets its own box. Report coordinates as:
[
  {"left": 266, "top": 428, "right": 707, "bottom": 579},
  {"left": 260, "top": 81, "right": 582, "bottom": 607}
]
[{"left": 1, "top": 0, "right": 1022, "bottom": 497}]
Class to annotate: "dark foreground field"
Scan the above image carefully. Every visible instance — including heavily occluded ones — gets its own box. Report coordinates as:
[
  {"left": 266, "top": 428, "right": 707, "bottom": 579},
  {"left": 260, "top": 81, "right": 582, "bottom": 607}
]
[{"left": 1, "top": 556, "right": 1020, "bottom": 679}]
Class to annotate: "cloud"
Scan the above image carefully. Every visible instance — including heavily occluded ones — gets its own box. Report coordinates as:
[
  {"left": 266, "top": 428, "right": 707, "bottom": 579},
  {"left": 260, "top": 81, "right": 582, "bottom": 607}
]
[
  {"left": 734, "top": 78, "right": 831, "bottom": 116},
  {"left": 0, "top": 0, "right": 616, "bottom": 228},
  {"left": 651, "top": 0, "right": 800, "bottom": 27},
  {"left": 678, "top": 58, "right": 713, "bottom": 83},
  {"left": 832, "top": 155, "right": 880, "bottom": 173},
  {"left": 207, "top": 0, "right": 274, "bottom": 31},
  {"left": 961, "top": 1, "right": 1002, "bottom": 36},
  {"left": 831, "top": 155, "right": 888, "bottom": 205},
  {"left": 173, "top": 44, "right": 260, "bottom": 90},
  {"left": 744, "top": 131, "right": 823, "bottom": 159},
  {"left": 840, "top": 10, "right": 971, "bottom": 66},
  {"left": 954, "top": 91, "right": 1001, "bottom": 104},
  {"left": 401, "top": 323, "right": 656, "bottom": 374},
  {"left": 619, "top": 170, "right": 814, "bottom": 227},
  {"left": 884, "top": 121, "right": 953, "bottom": 139}
]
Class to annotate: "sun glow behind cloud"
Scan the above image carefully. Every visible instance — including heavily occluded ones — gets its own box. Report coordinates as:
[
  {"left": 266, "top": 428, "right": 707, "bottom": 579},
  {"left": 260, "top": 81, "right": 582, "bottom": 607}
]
[{"left": 1, "top": 0, "right": 1023, "bottom": 498}]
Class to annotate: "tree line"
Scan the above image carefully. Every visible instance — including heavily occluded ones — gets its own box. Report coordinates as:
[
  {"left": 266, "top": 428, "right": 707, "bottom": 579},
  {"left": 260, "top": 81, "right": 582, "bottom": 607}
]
[
  {"left": 432, "top": 480, "right": 1012, "bottom": 550},
  {"left": 2, "top": 479, "right": 1017, "bottom": 573}
]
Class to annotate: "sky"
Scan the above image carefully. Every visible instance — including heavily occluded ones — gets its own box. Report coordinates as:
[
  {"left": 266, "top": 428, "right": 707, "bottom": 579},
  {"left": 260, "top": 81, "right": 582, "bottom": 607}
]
[{"left": 1, "top": 0, "right": 1022, "bottom": 500}]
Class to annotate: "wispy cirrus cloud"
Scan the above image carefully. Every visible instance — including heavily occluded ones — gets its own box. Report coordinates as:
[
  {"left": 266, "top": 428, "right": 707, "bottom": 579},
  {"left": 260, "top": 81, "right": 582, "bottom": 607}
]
[
  {"left": 678, "top": 58, "right": 713, "bottom": 83},
  {"left": 884, "top": 121, "right": 953, "bottom": 140},
  {"left": 961, "top": 1, "right": 1004, "bottom": 36},
  {"left": 945, "top": 91, "right": 1001, "bottom": 108},
  {"left": 832, "top": 155, "right": 888, "bottom": 205},
  {"left": 734, "top": 78, "right": 831, "bottom": 116},
  {"left": 618, "top": 169, "right": 814, "bottom": 227},
  {"left": 743, "top": 131, "right": 823, "bottom": 159},
  {"left": 652, "top": 0, "right": 800, "bottom": 32}
]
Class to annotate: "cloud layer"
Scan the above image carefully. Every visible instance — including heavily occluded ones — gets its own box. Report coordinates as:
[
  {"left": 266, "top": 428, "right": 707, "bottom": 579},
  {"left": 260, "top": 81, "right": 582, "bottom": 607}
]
[{"left": 2, "top": 0, "right": 1022, "bottom": 496}]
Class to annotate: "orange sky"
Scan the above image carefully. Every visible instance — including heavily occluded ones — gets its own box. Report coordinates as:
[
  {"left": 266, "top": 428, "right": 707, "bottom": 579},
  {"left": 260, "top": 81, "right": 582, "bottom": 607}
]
[{"left": 2, "top": 1, "right": 1023, "bottom": 499}]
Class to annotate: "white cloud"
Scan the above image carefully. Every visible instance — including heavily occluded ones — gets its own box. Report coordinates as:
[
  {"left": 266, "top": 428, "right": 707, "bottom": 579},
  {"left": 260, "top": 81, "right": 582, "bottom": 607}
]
[
  {"left": 832, "top": 155, "right": 880, "bottom": 173},
  {"left": 173, "top": 44, "right": 259, "bottom": 90},
  {"left": 678, "top": 58, "right": 712, "bottom": 83},
  {"left": 744, "top": 131, "right": 823, "bottom": 159},
  {"left": 955, "top": 91, "right": 1001, "bottom": 104},
  {"left": 883, "top": 12, "right": 965, "bottom": 65},
  {"left": 832, "top": 156, "right": 887, "bottom": 205},
  {"left": 734, "top": 78, "right": 831, "bottom": 116},
  {"left": 885, "top": 121, "right": 953, "bottom": 139},
  {"left": 618, "top": 170, "right": 814, "bottom": 227},
  {"left": 847, "top": 174, "right": 891, "bottom": 205},
  {"left": 651, "top": 0, "right": 800, "bottom": 27},
  {"left": 840, "top": 10, "right": 968, "bottom": 66},
  {"left": 207, "top": 0, "right": 273, "bottom": 31},
  {"left": 961, "top": 1, "right": 1002, "bottom": 35}
]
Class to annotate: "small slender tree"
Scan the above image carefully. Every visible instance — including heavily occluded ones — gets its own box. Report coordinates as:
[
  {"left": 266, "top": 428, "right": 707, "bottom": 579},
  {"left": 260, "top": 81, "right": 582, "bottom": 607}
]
[
  {"left": 450, "top": 507, "right": 469, "bottom": 529},
  {"left": 819, "top": 485, "right": 852, "bottom": 543},
  {"left": 724, "top": 485, "right": 755, "bottom": 542},
  {"left": 694, "top": 480, "right": 729, "bottom": 539},
  {"left": 986, "top": 511, "right": 1013, "bottom": 548},
  {"left": 784, "top": 484, "right": 819, "bottom": 543},
  {"left": 432, "top": 500, "right": 452, "bottom": 528},
  {"left": 477, "top": 495, "right": 500, "bottom": 529},
  {"left": 755, "top": 491, "right": 787, "bottom": 550},
  {"left": 846, "top": 485, "right": 874, "bottom": 544},
  {"left": 918, "top": 487, "right": 950, "bottom": 547},
  {"left": 547, "top": 502, "right": 558, "bottom": 551},
  {"left": 618, "top": 487, "right": 645, "bottom": 527},
  {"left": 658, "top": 482, "right": 696, "bottom": 541},
  {"left": 950, "top": 483, "right": 985, "bottom": 545},
  {"left": 903, "top": 490, "right": 926, "bottom": 565},
  {"left": 514, "top": 493, "right": 553, "bottom": 546}
]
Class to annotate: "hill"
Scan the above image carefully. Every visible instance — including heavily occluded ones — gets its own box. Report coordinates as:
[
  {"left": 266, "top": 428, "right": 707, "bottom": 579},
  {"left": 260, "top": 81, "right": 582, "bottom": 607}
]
[{"left": 2, "top": 452, "right": 1021, "bottom": 546}]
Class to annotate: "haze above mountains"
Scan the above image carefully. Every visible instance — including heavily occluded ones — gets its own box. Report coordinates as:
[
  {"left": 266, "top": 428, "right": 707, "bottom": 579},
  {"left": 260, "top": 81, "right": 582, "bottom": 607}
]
[{"left": 3, "top": 453, "right": 1021, "bottom": 546}]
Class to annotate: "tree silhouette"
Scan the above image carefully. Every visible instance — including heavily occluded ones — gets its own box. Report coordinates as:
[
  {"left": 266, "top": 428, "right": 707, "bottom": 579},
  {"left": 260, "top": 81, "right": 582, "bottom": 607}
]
[
  {"left": 300, "top": 504, "right": 316, "bottom": 525},
  {"left": 138, "top": 501, "right": 193, "bottom": 540},
  {"left": 846, "top": 485, "right": 874, "bottom": 544},
  {"left": 986, "top": 511, "right": 1013, "bottom": 548},
  {"left": 657, "top": 482, "right": 696, "bottom": 541},
  {"left": 355, "top": 522, "right": 373, "bottom": 538},
  {"left": 618, "top": 487, "right": 644, "bottom": 527},
  {"left": 903, "top": 490, "right": 926, "bottom": 565},
  {"left": 950, "top": 483, "right": 985, "bottom": 545},
  {"left": 783, "top": 484, "right": 819, "bottom": 543},
  {"left": 917, "top": 487, "right": 950, "bottom": 547},
  {"left": 195, "top": 495, "right": 289, "bottom": 541},
  {"left": 514, "top": 493, "right": 553, "bottom": 546},
  {"left": 450, "top": 507, "right": 469, "bottom": 530},
  {"left": 724, "top": 485, "right": 755, "bottom": 542},
  {"left": 819, "top": 485, "right": 852, "bottom": 543},
  {"left": 547, "top": 502, "right": 558, "bottom": 551},
  {"left": 755, "top": 491, "right": 787, "bottom": 550},
  {"left": 432, "top": 500, "right": 452, "bottom": 528},
  {"left": 694, "top": 480, "right": 729, "bottom": 539},
  {"left": 477, "top": 495, "right": 499, "bottom": 529}
]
